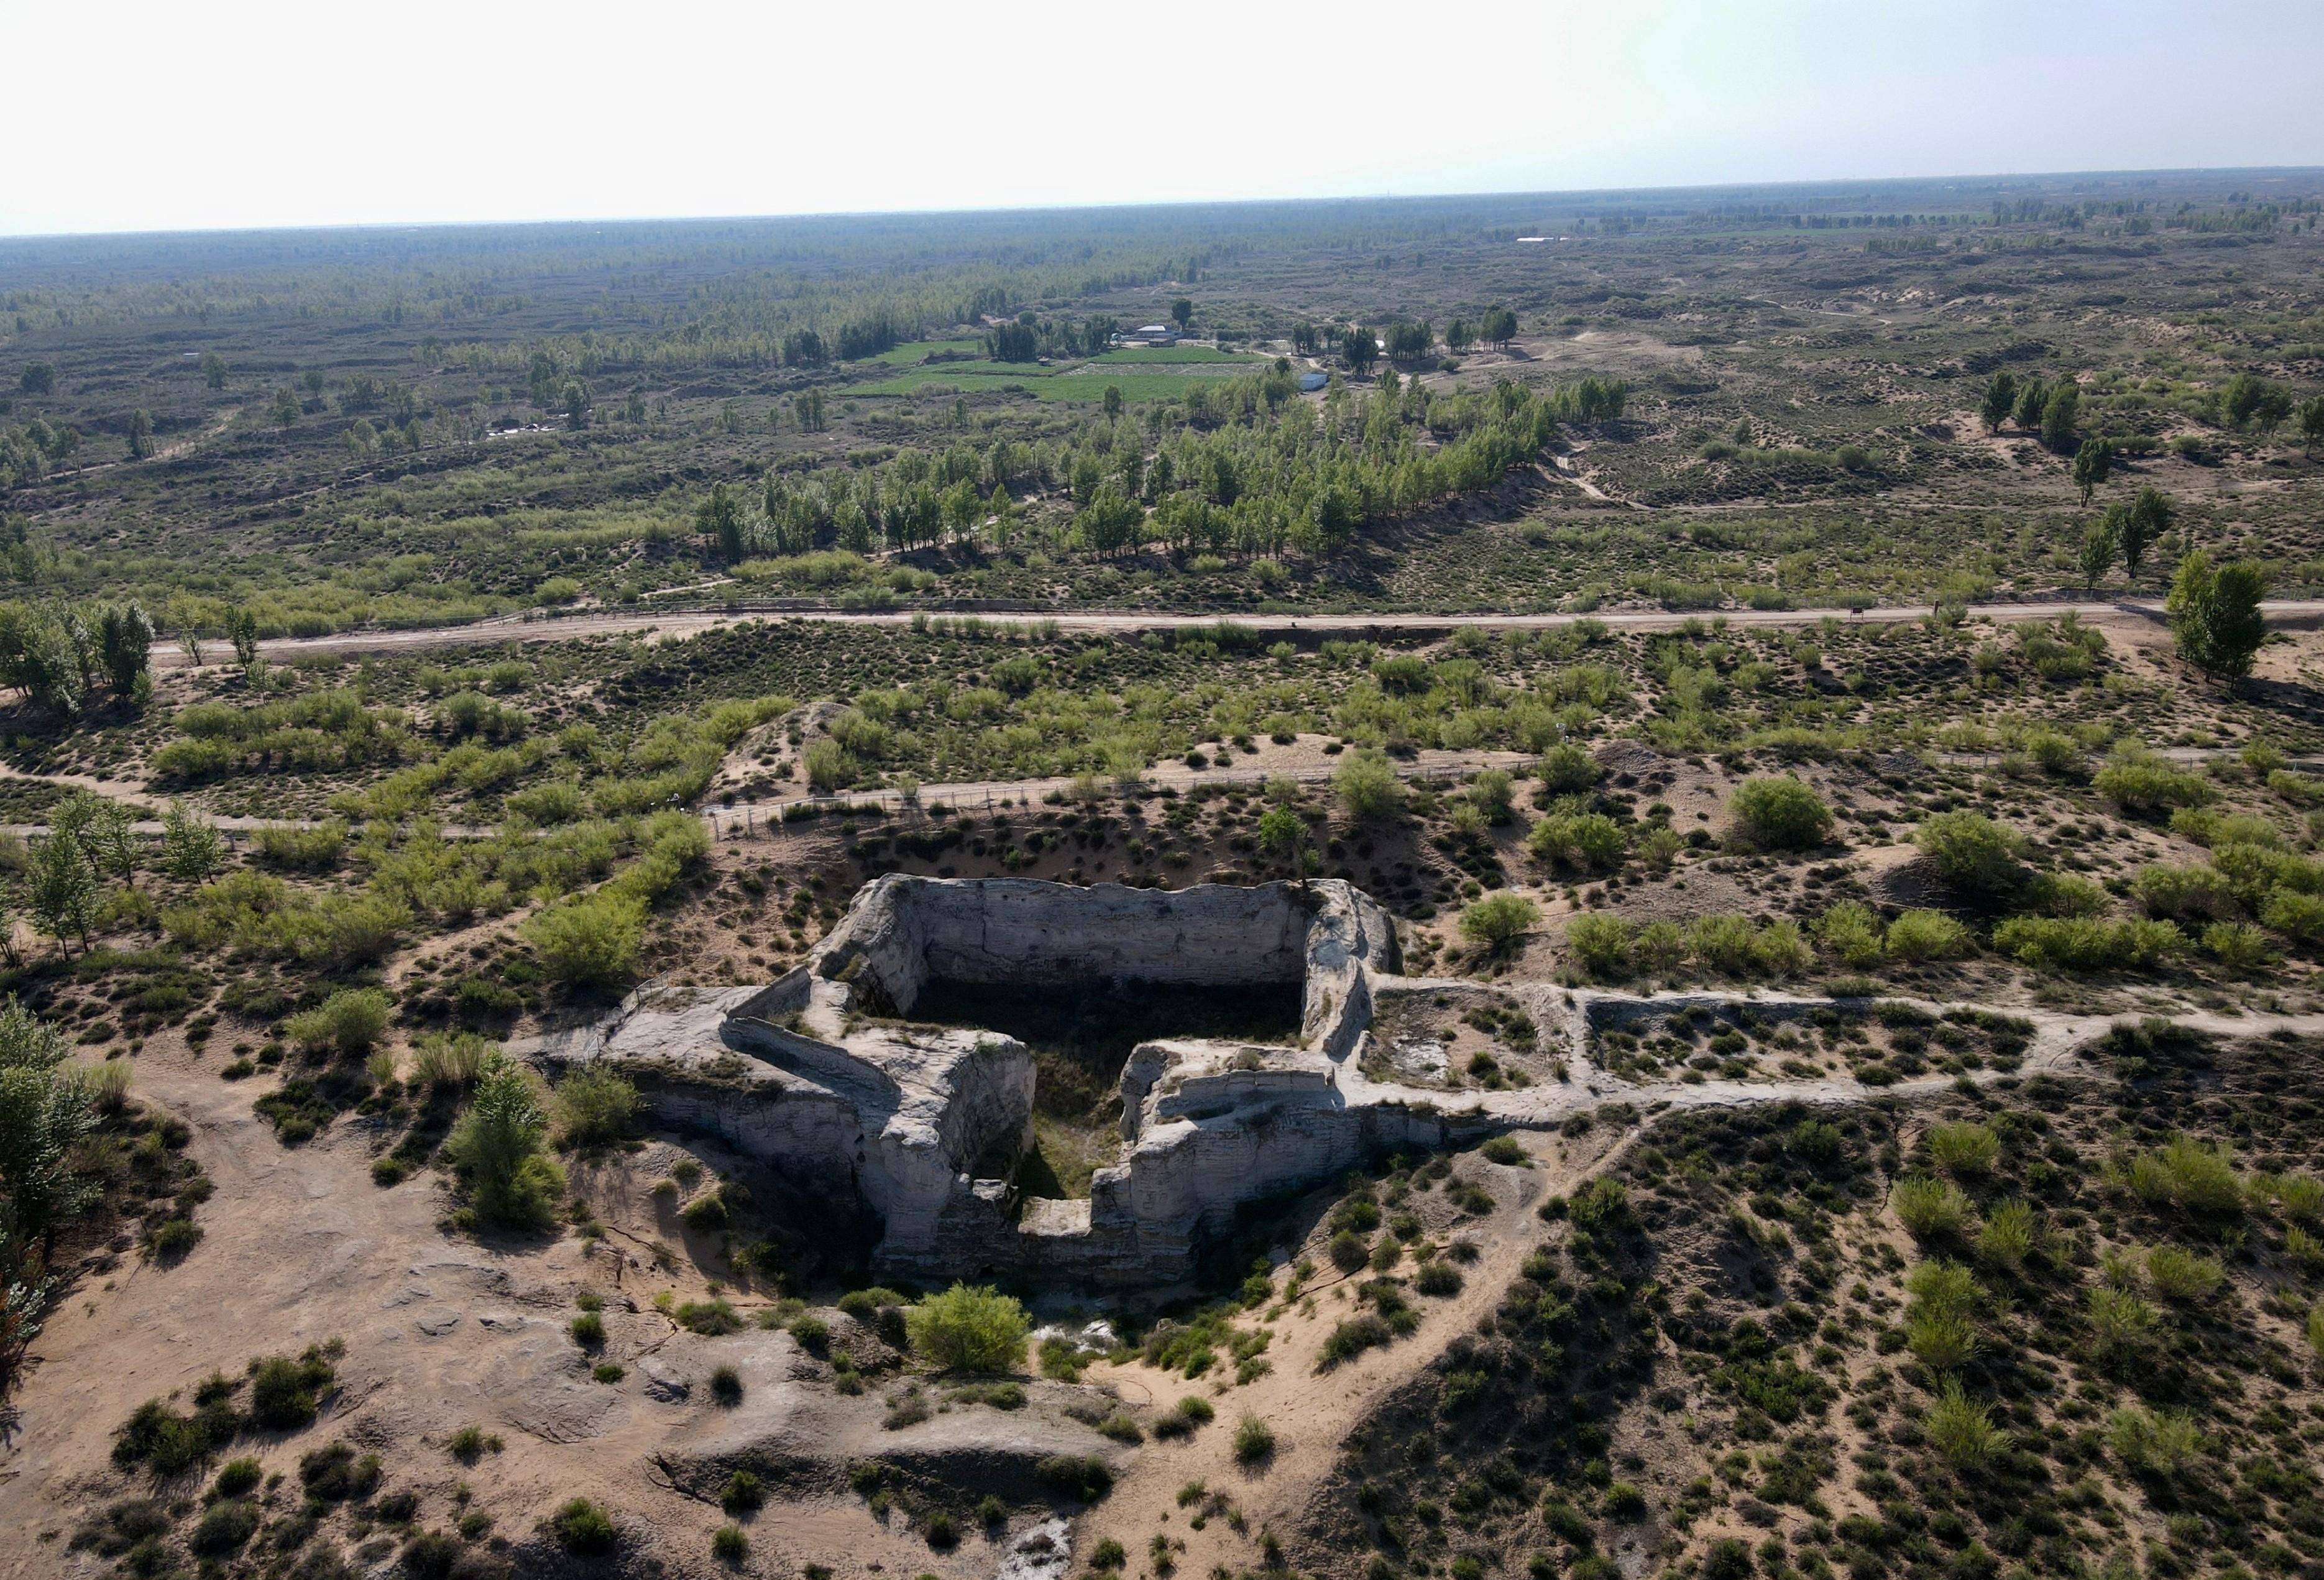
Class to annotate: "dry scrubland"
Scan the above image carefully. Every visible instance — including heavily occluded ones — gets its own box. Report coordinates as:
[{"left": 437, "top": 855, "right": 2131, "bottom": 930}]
[{"left": 2, "top": 172, "right": 2324, "bottom": 1580}]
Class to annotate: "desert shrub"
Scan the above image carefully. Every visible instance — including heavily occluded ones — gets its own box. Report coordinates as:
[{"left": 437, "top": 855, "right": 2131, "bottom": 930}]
[
  {"left": 2023, "top": 871, "right": 2112, "bottom": 918},
  {"left": 1233, "top": 1413, "right": 1276, "bottom": 1464},
  {"left": 1976, "top": 1200, "right": 2036, "bottom": 1271},
  {"left": 1688, "top": 915, "right": 1811, "bottom": 977},
  {"left": 444, "top": 1053, "right": 566, "bottom": 1228},
  {"left": 1814, "top": 901, "right": 1883, "bottom": 967},
  {"left": 906, "top": 1284, "right": 1029, "bottom": 1372},
  {"left": 2095, "top": 751, "right": 2215, "bottom": 817},
  {"left": 569, "top": 1311, "right": 604, "bottom": 1346},
  {"left": 554, "top": 1065, "right": 638, "bottom": 1147},
  {"left": 1335, "top": 750, "right": 1405, "bottom": 821},
  {"left": 249, "top": 1348, "right": 336, "bottom": 1429},
  {"left": 2144, "top": 1244, "right": 2223, "bottom": 1301},
  {"left": 1892, "top": 1176, "right": 1973, "bottom": 1239},
  {"left": 2203, "top": 921, "right": 2276, "bottom": 969},
  {"left": 1565, "top": 914, "right": 1634, "bottom": 978},
  {"left": 410, "top": 1031, "right": 492, "bottom": 1089},
  {"left": 549, "top": 1498, "right": 618, "bottom": 1555},
  {"left": 1990, "top": 916, "right": 2187, "bottom": 972},
  {"left": 1527, "top": 810, "right": 1625, "bottom": 871},
  {"left": 1318, "top": 1314, "right": 1392, "bottom": 1369},
  {"left": 1924, "top": 1378, "right": 2004, "bottom": 1467},
  {"left": 214, "top": 1456, "right": 263, "bottom": 1497},
  {"left": 282, "top": 988, "right": 392, "bottom": 1059},
  {"left": 252, "top": 820, "right": 349, "bottom": 871},
  {"left": 1914, "top": 811, "right": 2026, "bottom": 900},
  {"left": 1886, "top": 909, "right": 1970, "bottom": 963},
  {"left": 2126, "top": 1134, "right": 2245, "bottom": 1216},
  {"left": 1458, "top": 893, "right": 1539, "bottom": 951},
  {"left": 2106, "top": 1406, "right": 2202, "bottom": 1474},
  {"left": 709, "top": 1364, "right": 743, "bottom": 1405},
  {"left": 2277, "top": 1174, "right": 2324, "bottom": 1224},
  {"left": 445, "top": 1425, "right": 502, "bottom": 1464},
  {"left": 1729, "top": 775, "right": 1831, "bottom": 850},
  {"left": 113, "top": 1397, "right": 232, "bottom": 1474},
  {"left": 189, "top": 1497, "right": 262, "bottom": 1554},
  {"left": 2131, "top": 863, "right": 2241, "bottom": 922},
  {"left": 712, "top": 1525, "right": 748, "bottom": 1564},
  {"left": 523, "top": 890, "right": 647, "bottom": 987},
  {"left": 2087, "top": 1286, "right": 2159, "bottom": 1369},
  {"left": 720, "top": 1469, "right": 766, "bottom": 1515},
  {"left": 1927, "top": 1122, "right": 2000, "bottom": 1176},
  {"left": 1329, "top": 1229, "right": 1370, "bottom": 1273},
  {"left": 298, "top": 1441, "right": 381, "bottom": 1500},
  {"left": 505, "top": 779, "right": 587, "bottom": 826},
  {"left": 1415, "top": 1259, "right": 1463, "bottom": 1297},
  {"left": 1537, "top": 742, "right": 1601, "bottom": 794}
]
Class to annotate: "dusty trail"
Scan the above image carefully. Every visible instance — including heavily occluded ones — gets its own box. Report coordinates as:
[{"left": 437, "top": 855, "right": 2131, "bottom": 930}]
[{"left": 149, "top": 599, "right": 2324, "bottom": 669}]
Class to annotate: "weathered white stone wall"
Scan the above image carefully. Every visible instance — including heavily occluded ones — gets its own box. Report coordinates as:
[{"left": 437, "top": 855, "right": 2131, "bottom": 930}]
[{"left": 814, "top": 877, "right": 1326, "bottom": 1015}]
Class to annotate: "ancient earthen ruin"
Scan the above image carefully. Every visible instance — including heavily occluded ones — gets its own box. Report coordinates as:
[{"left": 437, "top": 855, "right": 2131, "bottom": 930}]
[{"left": 532, "top": 876, "right": 1506, "bottom": 1288}]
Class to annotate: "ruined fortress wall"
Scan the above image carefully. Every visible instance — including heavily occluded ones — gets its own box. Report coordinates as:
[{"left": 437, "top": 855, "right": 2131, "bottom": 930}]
[{"left": 823, "top": 877, "right": 1317, "bottom": 1015}]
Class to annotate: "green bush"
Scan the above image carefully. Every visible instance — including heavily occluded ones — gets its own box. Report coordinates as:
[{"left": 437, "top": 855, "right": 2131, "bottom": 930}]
[
  {"left": 1233, "top": 1413, "right": 1276, "bottom": 1464},
  {"left": 1458, "top": 893, "right": 1539, "bottom": 952},
  {"left": 1814, "top": 901, "right": 1883, "bottom": 967},
  {"left": 1990, "top": 916, "right": 2187, "bottom": 972},
  {"left": 213, "top": 1456, "right": 263, "bottom": 1497},
  {"left": 523, "top": 891, "right": 647, "bottom": 987},
  {"left": 1924, "top": 1379, "right": 2004, "bottom": 1467},
  {"left": 1885, "top": 908, "right": 1970, "bottom": 963},
  {"left": 444, "top": 1053, "right": 566, "bottom": 1228},
  {"left": 1334, "top": 750, "right": 1405, "bottom": 822},
  {"left": 2132, "top": 863, "right": 2241, "bottom": 922},
  {"left": 1729, "top": 774, "right": 1832, "bottom": 850},
  {"left": 2144, "top": 1244, "right": 2224, "bottom": 1301},
  {"left": 712, "top": 1525, "right": 749, "bottom": 1564},
  {"left": 1527, "top": 811, "right": 1625, "bottom": 871},
  {"left": 1914, "top": 811, "right": 2025, "bottom": 900},
  {"left": 554, "top": 1065, "right": 639, "bottom": 1147},
  {"left": 2094, "top": 751, "right": 2215, "bottom": 817},
  {"left": 2106, "top": 1405, "right": 2202, "bottom": 1474},
  {"left": 549, "top": 1497, "right": 618, "bottom": 1555},
  {"left": 1536, "top": 742, "right": 1601, "bottom": 794},
  {"left": 1891, "top": 1175, "right": 1973, "bottom": 1239},
  {"left": 282, "top": 988, "right": 392, "bottom": 1058},
  {"left": 1976, "top": 1200, "right": 2036, "bottom": 1270},
  {"left": 720, "top": 1469, "right": 766, "bottom": 1514},
  {"left": 1564, "top": 914, "right": 1635, "bottom": 978},
  {"left": 2126, "top": 1134, "right": 2245, "bottom": 1216},
  {"left": 905, "top": 1284, "right": 1030, "bottom": 1373},
  {"left": 1927, "top": 1121, "right": 2000, "bottom": 1176},
  {"left": 248, "top": 1348, "right": 335, "bottom": 1430}
]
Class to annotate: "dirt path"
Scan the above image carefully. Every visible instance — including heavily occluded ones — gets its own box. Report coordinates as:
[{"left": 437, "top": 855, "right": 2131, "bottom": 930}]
[
  {"left": 147, "top": 599, "right": 2324, "bottom": 669},
  {"left": 1082, "top": 1128, "right": 1617, "bottom": 1576}
]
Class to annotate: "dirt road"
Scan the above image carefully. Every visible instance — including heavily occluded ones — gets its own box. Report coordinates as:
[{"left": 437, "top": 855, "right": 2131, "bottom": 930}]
[{"left": 149, "top": 599, "right": 2324, "bottom": 669}]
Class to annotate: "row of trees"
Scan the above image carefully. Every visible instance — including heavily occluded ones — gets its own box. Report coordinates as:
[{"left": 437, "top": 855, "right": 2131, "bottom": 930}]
[
  {"left": 0, "top": 600, "right": 155, "bottom": 715},
  {"left": 697, "top": 367, "right": 1627, "bottom": 565},
  {"left": 7, "top": 794, "right": 226, "bottom": 964},
  {"left": 1978, "top": 370, "right": 2082, "bottom": 449}
]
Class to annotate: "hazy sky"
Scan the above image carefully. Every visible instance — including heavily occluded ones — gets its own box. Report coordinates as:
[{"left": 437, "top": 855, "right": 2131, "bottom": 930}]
[{"left": 7, "top": 0, "right": 2320, "bottom": 236}]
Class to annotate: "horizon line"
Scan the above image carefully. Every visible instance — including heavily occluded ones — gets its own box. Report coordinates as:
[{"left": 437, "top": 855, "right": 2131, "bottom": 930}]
[{"left": 4, "top": 163, "right": 2320, "bottom": 246}]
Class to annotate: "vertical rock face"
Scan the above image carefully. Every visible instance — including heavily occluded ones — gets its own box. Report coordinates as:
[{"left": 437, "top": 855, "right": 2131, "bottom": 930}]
[{"left": 556, "top": 877, "right": 1457, "bottom": 1290}]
